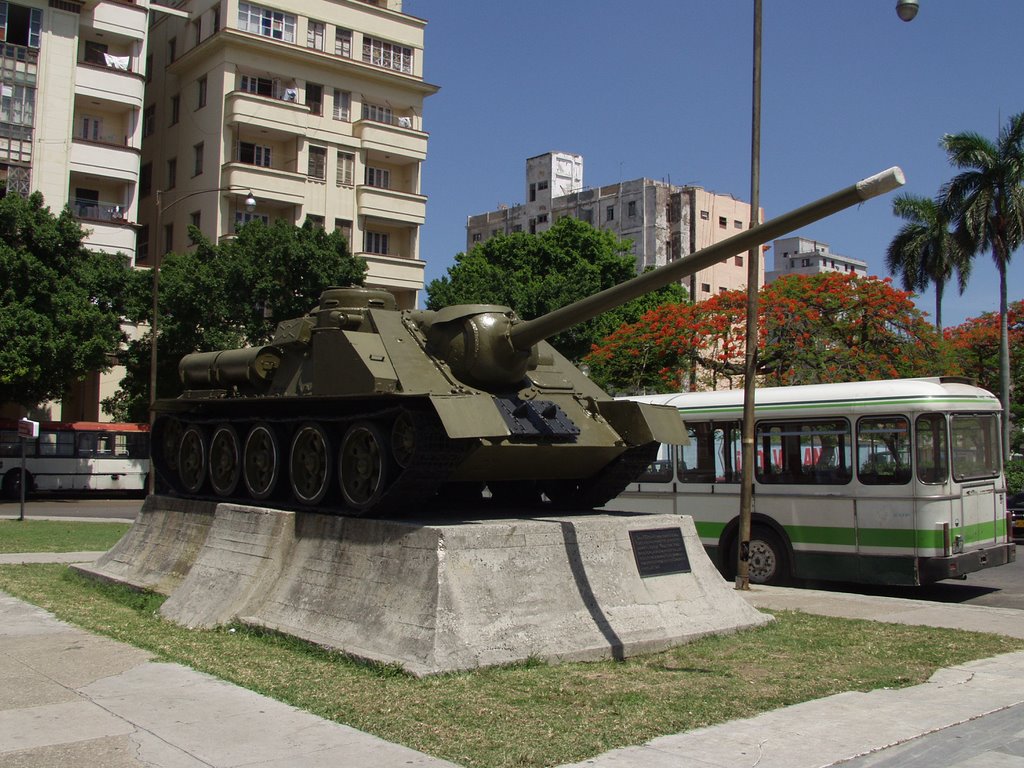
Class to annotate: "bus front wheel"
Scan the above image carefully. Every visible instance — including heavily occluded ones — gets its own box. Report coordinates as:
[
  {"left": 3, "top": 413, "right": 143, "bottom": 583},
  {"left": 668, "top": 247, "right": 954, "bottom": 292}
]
[{"left": 746, "top": 527, "right": 790, "bottom": 585}]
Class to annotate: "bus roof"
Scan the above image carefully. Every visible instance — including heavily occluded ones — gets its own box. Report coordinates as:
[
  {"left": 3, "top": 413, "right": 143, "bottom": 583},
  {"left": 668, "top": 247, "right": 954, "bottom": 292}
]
[{"left": 626, "top": 377, "right": 1000, "bottom": 417}]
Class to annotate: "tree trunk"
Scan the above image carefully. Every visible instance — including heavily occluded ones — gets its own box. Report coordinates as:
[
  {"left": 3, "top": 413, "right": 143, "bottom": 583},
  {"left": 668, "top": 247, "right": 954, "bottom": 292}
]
[{"left": 997, "top": 249, "right": 1011, "bottom": 458}]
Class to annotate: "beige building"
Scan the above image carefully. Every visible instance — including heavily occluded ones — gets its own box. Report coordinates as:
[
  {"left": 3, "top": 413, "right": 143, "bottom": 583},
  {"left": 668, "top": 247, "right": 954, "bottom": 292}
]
[
  {"left": 765, "top": 236, "right": 867, "bottom": 284},
  {"left": 139, "top": 0, "right": 439, "bottom": 311},
  {"left": 466, "top": 152, "right": 764, "bottom": 303}
]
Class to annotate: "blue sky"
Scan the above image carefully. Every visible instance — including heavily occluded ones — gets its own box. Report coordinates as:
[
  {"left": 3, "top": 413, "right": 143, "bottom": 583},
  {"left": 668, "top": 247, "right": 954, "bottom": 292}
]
[{"left": 403, "top": 1, "right": 1023, "bottom": 327}]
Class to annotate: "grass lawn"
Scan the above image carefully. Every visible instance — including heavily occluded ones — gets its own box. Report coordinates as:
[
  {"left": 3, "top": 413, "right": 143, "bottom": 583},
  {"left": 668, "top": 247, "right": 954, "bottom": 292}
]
[
  {"left": 0, "top": 519, "right": 129, "bottom": 553},
  {"left": 1, "top": 563, "right": 1021, "bottom": 768}
]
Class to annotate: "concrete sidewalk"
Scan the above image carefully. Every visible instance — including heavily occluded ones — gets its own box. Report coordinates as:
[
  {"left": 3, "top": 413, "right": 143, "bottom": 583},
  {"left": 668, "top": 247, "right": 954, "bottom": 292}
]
[{"left": 1, "top": 554, "right": 1023, "bottom": 767}]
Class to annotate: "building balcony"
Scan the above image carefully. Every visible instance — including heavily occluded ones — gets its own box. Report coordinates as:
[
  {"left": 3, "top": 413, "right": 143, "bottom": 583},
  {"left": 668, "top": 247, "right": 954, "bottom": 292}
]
[
  {"left": 70, "top": 139, "right": 140, "bottom": 182},
  {"left": 353, "top": 118, "right": 427, "bottom": 161},
  {"left": 359, "top": 251, "right": 425, "bottom": 292},
  {"left": 356, "top": 185, "right": 425, "bottom": 225},
  {"left": 221, "top": 162, "right": 308, "bottom": 205},
  {"left": 75, "top": 61, "right": 145, "bottom": 108},
  {"left": 225, "top": 91, "right": 309, "bottom": 140},
  {"left": 82, "top": 1, "right": 148, "bottom": 41}
]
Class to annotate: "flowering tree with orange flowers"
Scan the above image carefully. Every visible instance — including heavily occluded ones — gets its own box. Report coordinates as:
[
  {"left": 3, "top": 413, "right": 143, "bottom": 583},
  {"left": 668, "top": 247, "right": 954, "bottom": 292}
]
[
  {"left": 584, "top": 273, "right": 951, "bottom": 394},
  {"left": 944, "top": 300, "right": 1024, "bottom": 454}
]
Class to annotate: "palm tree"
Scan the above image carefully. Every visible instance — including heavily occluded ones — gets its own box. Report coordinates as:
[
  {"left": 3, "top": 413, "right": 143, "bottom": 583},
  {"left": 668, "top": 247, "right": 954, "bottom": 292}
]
[
  {"left": 886, "top": 193, "right": 970, "bottom": 330},
  {"left": 941, "top": 111, "right": 1024, "bottom": 457}
]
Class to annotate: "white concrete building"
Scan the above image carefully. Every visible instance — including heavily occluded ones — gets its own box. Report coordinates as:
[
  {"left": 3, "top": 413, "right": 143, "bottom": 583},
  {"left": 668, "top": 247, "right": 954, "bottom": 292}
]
[
  {"left": 765, "top": 236, "right": 867, "bottom": 284},
  {"left": 139, "top": 0, "right": 439, "bottom": 311},
  {"left": 466, "top": 152, "right": 763, "bottom": 303}
]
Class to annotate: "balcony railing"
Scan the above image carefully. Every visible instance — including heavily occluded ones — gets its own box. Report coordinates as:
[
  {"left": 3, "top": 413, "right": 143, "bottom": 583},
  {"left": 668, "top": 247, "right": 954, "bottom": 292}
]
[
  {"left": 72, "top": 198, "right": 130, "bottom": 223},
  {"left": 78, "top": 54, "right": 135, "bottom": 75}
]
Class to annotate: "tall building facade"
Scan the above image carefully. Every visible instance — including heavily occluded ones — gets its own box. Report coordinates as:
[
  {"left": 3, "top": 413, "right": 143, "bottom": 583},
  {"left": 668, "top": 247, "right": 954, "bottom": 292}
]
[
  {"left": 765, "top": 236, "right": 867, "bottom": 284},
  {"left": 139, "top": 0, "right": 439, "bottom": 311},
  {"left": 466, "top": 152, "right": 764, "bottom": 303}
]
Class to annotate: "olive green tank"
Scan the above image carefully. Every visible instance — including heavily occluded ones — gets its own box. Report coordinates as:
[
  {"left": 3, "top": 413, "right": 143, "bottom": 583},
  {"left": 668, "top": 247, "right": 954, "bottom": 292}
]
[{"left": 151, "top": 167, "right": 904, "bottom": 515}]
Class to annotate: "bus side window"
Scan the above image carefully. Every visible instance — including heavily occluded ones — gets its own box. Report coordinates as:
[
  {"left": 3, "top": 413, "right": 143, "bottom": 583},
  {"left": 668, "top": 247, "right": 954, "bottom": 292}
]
[
  {"left": 857, "top": 417, "right": 911, "bottom": 485},
  {"left": 637, "top": 443, "right": 674, "bottom": 483},
  {"left": 39, "top": 431, "right": 74, "bottom": 457},
  {"left": 756, "top": 420, "right": 851, "bottom": 484},
  {"left": 915, "top": 413, "right": 948, "bottom": 484},
  {"left": 677, "top": 421, "right": 739, "bottom": 483}
]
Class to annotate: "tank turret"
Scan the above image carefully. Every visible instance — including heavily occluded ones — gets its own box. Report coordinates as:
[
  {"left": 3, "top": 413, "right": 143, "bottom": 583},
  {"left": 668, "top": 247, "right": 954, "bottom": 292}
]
[{"left": 152, "top": 167, "right": 904, "bottom": 515}]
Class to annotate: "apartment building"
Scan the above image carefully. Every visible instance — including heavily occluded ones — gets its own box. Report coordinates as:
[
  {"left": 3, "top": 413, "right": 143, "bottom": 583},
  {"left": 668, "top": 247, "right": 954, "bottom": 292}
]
[
  {"left": 0, "top": 0, "right": 160, "bottom": 420},
  {"left": 138, "top": 0, "right": 438, "bottom": 311},
  {"left": 765, "top": 236, "right": 867, "bottom": 284},
  {"left": 466, "top": 152, "right": 764, "bottom": 303}
]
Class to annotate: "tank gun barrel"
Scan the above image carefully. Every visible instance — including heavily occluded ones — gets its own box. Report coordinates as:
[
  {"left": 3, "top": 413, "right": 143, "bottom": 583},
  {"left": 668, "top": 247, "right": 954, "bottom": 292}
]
[{"left": 508, "top": 166, "right": 905, "bottom": 351}]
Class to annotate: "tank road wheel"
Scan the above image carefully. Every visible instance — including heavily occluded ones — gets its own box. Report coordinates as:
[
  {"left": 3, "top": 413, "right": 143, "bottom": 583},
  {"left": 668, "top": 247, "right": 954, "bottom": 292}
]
[
  {"left": 390, "top": 411, "right": 415, "bottom": 469},
  {"left": 339, "top": 421, "right": 390, "bottom": 512},
  {"left": 243, "top": 423, "right": 280, "bottom": 500},
  {"left": 289, "top": 423, "right": 332, "bottom": 505},
  {"left": 177, "top": 426, "right": 208, "bottom": 494},
  {"left": 208, "top": 425, "right": 241, "bottom": 497},
  {"left": 159, "top": 418, "right": 184, "bottom": 472}
]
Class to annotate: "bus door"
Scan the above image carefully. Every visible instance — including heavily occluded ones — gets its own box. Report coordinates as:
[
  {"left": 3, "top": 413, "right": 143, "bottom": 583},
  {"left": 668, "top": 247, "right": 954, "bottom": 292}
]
[{"left": 950, "top": 413, "right": 1003, "bottom": 551}]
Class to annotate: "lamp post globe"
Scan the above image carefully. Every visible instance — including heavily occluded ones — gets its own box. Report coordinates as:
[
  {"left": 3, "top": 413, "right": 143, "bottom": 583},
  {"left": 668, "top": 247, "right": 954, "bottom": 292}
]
[{"left": 896, "top": 0, "right": 919, "bottom": 22}]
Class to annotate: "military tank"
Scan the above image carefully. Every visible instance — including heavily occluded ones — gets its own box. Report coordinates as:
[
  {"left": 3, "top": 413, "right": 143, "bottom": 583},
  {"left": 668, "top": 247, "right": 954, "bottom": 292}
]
[{"left": 151, "top": 167, "right": 905, "bottom": 515}]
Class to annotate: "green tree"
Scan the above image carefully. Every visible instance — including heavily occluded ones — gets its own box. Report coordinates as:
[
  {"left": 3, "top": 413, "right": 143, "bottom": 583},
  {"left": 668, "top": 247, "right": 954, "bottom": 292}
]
[
  {"left": 426, "top": 217, "right": 687, "bottom": 362},
  {"left": 584, "top": 273, "right": 950, "bottom": 394},
  {"left": 0, "top": 191, "right": 130, "bottom": 409},
  {"left": 941, "top": 111, "right": 1024, "bottom": 456},
  {"left": 886, "top": 193, "right": 970, "bottom": 330},
  {"left": 106, "top": 219, "right": 366, "bottom": 421}
]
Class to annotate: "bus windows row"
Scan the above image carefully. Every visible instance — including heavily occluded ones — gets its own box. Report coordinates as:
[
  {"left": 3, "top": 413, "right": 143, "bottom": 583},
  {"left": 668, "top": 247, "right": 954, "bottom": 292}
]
[
  {"left": 638, "top": 412, "right": 1001, "bottom": 487},
  {"left": 0, "top": 428, "right": 149, "bottom": 459}
]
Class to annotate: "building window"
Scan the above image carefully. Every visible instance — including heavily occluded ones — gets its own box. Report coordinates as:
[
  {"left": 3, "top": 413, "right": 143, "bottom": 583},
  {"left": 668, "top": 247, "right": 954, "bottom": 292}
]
[
  {"left": 364, "top": 231, "right": 389, "bottom": 255},
  {"left": 79, "top": 116, "right": 100, "bottom": 141},
  {"left": 700, "top": 210, "right": 709, "bottom": 220},
  {"left": 167, "top": 36, "right": 176, "bottom": 62},
  {"left": 0, "top": 82, "right": 33, "bottom": 126},
  {"left": 361, "top": 102, "right": 392, "bottom": 124},
  {"left": 196, "top": 76, "right": 207, "bottom": 108},
  {"left": 606, "top": 205, "right": 615, "bottom": 222},
  {"left": 189, "top": 210, "right": 201, "bottom": 229},
  {"left": 237, "top": 2, "right": 296, "bottom": 42},
  {"left": 334, "top": 218, "right": 352, "bottom": 243},
  {"left": 306, "top": 82, "right": 322, "bottom": 116},
  {"left": 537, "top": 213, "right": 548, "bottom": 223},
  {"left": 734, "top": 219, "right": 743, "bottom": 229},
  {"left": 335, "top": 27, "right": 352, "bottom": 57},
  {"left": 336, "top": 151, "right": 354, "bottom": 186},
  {"left": 627, "top": 200, "right": 637, "bottom": 217},
  {"left": 169, "top": 94, "right": 180, "bottom": 125},
  {"left": 235, "top": 211, "right": 270, "bottom": 229},
  {"left": 307, "top": 145, "right": 326, "bottom": 179},
  {"left": 306, "top": 214, "right": 324, "bottom": 229},
  {"left": 139, "top": 163, "right": 151, "bottom": 197},
  {"left": 701, "top": 283, "right": 711, "bottom": 293},
  {"left": 0, "top": 4, "right": 42, "bottom": 48},
  {"left": 362, "top": 36, "right": 413, "bottom": 73},
  {"left": 193, "top": 142, "right": 204, "bottom": 176},
  {"left": 718, "top": 216, "right": 727, "bottom": 229},
  {"left": 137, "top": 225, "right": 149, "bottom": 262},
  {"left": 166, "top": 157, "right": 176, "bottom": 189},
  {"left": 364, "top": 166, "right": 390, "bottom": 189},
  {"left": 472, "top": 232, "right": 482, "bottom": 243},
  {"left": 332, "top": 89, "right": 351, "bottom": 120},
  {"left": 239, "top": 142, "right": 272, "bottom": 167},
  {"left": 529, "top": 183, "right": 537, "bottom": 202},
  {"left": 306, "top": 20, "right": 324, "bottom": 50},
  {"left": 145, "top": 53, "right": 152, "bottom": 82},
  {"left": 802, "top": 258, "right": 810, "bottom": 267},
  {"left": 239, "top": 74, "right": 274, "bottom": 97},
  {"left": 164, "top": 223, "right": 174, "bottom": 253},
  {"left": 142, "top": 105, "right": 155, "bottom": 137}
]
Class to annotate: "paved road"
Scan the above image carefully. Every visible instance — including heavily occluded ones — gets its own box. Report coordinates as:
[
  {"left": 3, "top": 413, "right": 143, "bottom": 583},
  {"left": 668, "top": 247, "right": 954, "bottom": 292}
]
[{"left": 5, "top": 498, "right": 1023, "bottom": 610}]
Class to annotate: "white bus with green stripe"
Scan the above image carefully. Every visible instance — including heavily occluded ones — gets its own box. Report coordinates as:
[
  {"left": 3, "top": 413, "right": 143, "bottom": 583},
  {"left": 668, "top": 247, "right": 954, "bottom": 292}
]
[{"left": 610, "top": 377, "right": 1016, "bottom": 586}]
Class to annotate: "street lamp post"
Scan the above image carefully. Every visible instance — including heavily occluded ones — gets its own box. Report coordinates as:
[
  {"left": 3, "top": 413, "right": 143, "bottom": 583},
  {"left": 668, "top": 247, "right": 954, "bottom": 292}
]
[
  {"left": 147, "top": 186, "right": 256, "bottom": 492},
  {"left": 735, "top": 0, "right": 918, "bottom": 589}
]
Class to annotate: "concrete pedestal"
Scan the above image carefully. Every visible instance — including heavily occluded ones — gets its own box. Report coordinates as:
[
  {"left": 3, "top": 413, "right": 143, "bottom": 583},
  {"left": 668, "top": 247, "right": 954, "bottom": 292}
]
[{"left": 75, "top": 497, "right": 771, "bottom": 676}]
